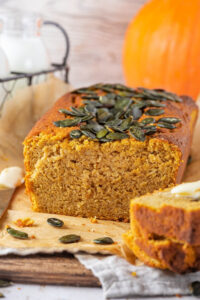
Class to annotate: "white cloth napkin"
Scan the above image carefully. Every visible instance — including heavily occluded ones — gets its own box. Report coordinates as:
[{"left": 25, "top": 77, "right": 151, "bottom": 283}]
[{"left": 76, "top": 254, "right": 200, "bottom": 299}]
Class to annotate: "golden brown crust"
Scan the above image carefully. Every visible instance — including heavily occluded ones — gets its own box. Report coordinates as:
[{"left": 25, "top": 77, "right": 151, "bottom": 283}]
[{"left": 132, "top": 204, "right": 200, "bottom": 245}]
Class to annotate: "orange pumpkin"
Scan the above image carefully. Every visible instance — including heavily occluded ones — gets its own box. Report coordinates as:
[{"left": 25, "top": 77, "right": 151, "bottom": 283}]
[{"left": 123, "top": 0, "right": 200, "bottom": 100}]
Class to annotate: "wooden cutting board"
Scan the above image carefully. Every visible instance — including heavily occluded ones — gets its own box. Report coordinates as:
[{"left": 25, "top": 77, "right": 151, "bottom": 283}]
[{"left": 0, "top": 253, "right": 101, "bottom": 287}]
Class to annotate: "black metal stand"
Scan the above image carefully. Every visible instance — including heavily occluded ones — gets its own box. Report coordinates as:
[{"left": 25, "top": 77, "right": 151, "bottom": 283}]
[{"left": 0, "top": 21, "right": 70, "bottom": 112}]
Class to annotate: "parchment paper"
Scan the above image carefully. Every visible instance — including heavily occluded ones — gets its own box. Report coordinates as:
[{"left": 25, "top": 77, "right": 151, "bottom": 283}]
[{"left": 0, "top": 79, "right": 199, "bottom": 259}]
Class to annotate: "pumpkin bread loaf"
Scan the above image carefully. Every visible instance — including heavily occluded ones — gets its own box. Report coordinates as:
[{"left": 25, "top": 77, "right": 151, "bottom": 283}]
[{"left": 24, "top": 84, "right": 198, "bottom": 221}]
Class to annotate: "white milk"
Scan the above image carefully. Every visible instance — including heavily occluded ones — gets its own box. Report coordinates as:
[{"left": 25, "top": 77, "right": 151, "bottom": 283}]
[
  {"left": 0, "top": 10, "right": 50, "bottom": 90},
  {"left": 1, "top": 35, "right": 50, "bottom": 73}
]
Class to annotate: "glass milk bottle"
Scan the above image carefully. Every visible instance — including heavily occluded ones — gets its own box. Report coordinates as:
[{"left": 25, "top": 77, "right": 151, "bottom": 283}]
[
  {"left": 0, "top": 46, "right": 10, "bottom": 110},
  {"left": 0, "top": 10, "right": 50, "bottom": 88}
]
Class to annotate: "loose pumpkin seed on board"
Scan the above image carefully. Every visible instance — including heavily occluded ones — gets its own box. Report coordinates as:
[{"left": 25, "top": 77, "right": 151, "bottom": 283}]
[
  {"left": 47, "top": 218, "right": 64, "bottom": 228},
  {"left": 93, "top": 237, "right": 114, "bottom": 245},
  {"left": 59, "top": 234, "right": 81, "bottom": 244},
  {"left": 7, "top": 227, "right": 28, "bottom": 240}
]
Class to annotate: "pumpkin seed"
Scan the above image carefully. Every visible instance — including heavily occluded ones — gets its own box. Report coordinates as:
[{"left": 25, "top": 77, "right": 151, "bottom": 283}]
[
  {"left": 145, "top": 109, "right": 164, "bottom": 116},
  {"left": 59, "top": 234, "right": 80, "bottom": 244},
  {"left": 83, "top": 100, "right": 103, "bottom": 108},
  {"left": 81, "top": 130, "right": 96, "bottom": 139},
  {"left": 0, "top": 280, "right": 12, "bottom": 287},
  {"left": 70, "top": 130, "right": 82, "bottom": 139},
  {"left": 106, "top": 132, "right": 129, "bottom": 140},
  {"left": 97, "top": 108, "right": 112, "bottom": 123},
  {"left": 140, "top": 118, "right": 155, "bottom": 125},
  {"left": 81, "top": 115, "right": 94, "bottom": 122},
  {"left": 7, "top": 227, "right": 28, "bottom": 240},
  {"left": 115, "top": 97, "right": 132, "bottom": 111},
  {"left": 99, "top": 86, "right": 114, "bottom": 93},
  {"left": 157, "top": 122, "right": 176, "bottom": 129},
  {"left": 191, "top": 281, "right": 200, "bottom": 296},
  {"left": 119, "top": 117, "right": 133, "bottom": 131},
  {"left": 47, "top": 218, "right": 64, "bottom": 228},
  {"left": 130, "top": 126, "right": 145, "bottom": 142},
  {"left": 143, "top": 125, "right": 157, "bottom": 135},
  {"left": 97, "top": 128, "right": 109, "bottom": 139},
  {"left": 113, "top": 83, "right": 135, "bottom": 93},
  {"left": 93, "top": 237, "right": 114, "bottom": 245},
  {"left": 73, "top": 88, "right": 97, "bottom": 95},
  {"left": 145, "top": 100, "right": 166, "bottom": 107},
  {"left": 99, "top": 94, "right": 116, "bottom": 107},
  {"left": 84, "top": 103, "right": 97, "bottom": 115},
  {"left": 157, "top": 117, "right": 181, "bottom": 124},
  {"left": 132, "top": 106, "right": 142, "bottom": 120},
  {"left": 85, "top": 121, "right": 104, "bottom": 133},
  {"left": 59, "top": 108, "right": 85, "bottom": 117},
  {"left": 82, "top": 94, "right": 99, "bottom": 100},
  {"left": 106, "top": 118, "right": 122, "bottom": 127},
  {"left": 54, "top": 117, "right": 81, "bottom": 128}
]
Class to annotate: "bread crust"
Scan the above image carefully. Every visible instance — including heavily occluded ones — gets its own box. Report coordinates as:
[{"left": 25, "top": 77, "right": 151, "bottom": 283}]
[{"left": 132, "top": 203, "right": 200, "bottom": 245}]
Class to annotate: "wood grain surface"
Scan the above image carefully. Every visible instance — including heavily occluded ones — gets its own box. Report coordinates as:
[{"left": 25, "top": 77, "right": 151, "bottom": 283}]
[
  {"left": 0, "top": 253, "right": 101, "bottom": 287},
  {"left": 0, "top": 0, "right": 146, "bottom": 87}
]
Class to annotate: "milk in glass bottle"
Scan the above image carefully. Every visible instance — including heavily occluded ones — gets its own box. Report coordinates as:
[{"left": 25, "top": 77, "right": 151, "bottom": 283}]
[{"left": 0, "top": 10, "right": 50, "bottom": 88}]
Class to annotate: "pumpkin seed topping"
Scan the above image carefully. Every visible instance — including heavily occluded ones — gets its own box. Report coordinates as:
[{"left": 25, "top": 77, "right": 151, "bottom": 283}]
[
  {"left": 59, "top": 234, "right": 80, "bottom": 244},
  {"left": 81, "top": 130, "right": 96, "bottom": 139},
  {"left": 53, "top": 117, "right": 82, "bottom": 128},
  {"left": 106, "top": 132, "right": 129, "bottom": 140},
  {"left": 7, "top": 227, "right": 28, "bottom": 240},
  {"left": 47, "top": 218, "right": 64, "bottom": 228},
  {"left": 157, "top": 117, "right": 181, "bottom": 124},
  {"left": 157, "top": 122, "right": 176, "bottom": 129},
  {"left": 54, "top": 84, "right": 182, "bottom": 142},
  {"left": 145, "top": 109, "right": 165, "bottom": 116},
  {"left": 130, "top": 126, "right": 145, "bottom": 142},
  {"left": 140, "top": 117, "right": 156, "bottom": 125},
  {"left": 70, "top": 130, "right": 82, "bottom": 139},
  {"left": 93, "top": 237, "right": 114, "bottom": 245},
  {"left": 97, "top": 128, "right": 109, "bottom": 139}
]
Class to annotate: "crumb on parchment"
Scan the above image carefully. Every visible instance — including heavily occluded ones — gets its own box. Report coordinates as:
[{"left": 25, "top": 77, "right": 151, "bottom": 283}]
[
  {"left": 89, "top": 217, "right": 98, "bottom": 224},
  {"left": 14, "top": 218, "right": 34, "bottom": 228}
]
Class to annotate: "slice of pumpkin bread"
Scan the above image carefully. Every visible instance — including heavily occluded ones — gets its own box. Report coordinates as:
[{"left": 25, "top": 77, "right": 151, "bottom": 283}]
[
  {"left": 130, "top": 181, "right": 200, "bottom": 244},
  {"left": 24, "top": 84, "right": 198, "bottom": 221},
  {"left": 123, "top": 229, "right": 200, "bottom": 273}
]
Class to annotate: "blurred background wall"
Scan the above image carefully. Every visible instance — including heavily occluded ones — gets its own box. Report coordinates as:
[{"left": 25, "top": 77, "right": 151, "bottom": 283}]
[{"left": 0, "top": 0, "right": 145, "bottom": 87}]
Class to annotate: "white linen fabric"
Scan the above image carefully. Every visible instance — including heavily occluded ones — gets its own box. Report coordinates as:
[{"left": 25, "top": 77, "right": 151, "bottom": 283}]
[{"left": 76, "top": 254, "right": 199, "bottom": 299}]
